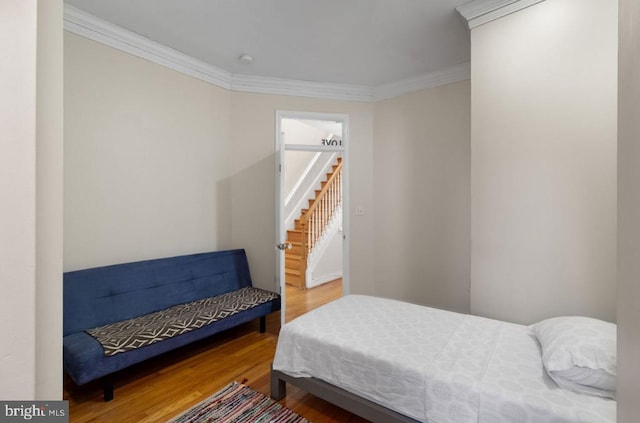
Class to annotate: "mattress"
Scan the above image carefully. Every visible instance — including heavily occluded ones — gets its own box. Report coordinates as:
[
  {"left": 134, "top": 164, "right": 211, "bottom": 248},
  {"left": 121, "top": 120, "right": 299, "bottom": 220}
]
[{"left": 272, "top": 295, "right": 615, "bottom": 423}]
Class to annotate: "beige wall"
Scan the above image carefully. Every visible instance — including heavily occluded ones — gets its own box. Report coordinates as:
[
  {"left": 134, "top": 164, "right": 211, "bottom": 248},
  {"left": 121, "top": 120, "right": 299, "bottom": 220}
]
[
  {"left": 373, "top": 81, "right": 471, "bottom": 312},
  {"left": 63, "top": 28, "right": 475, "bottom": 311},
  {"left": 617, "top": 0, "right": 640, "bottom": 419},
  {"left": 64, "top": 34, "right": 376, "bottom": 294},
  {"left": 0, "top": 0, "right": 63, "bottom": 399},
  {"left": 470, "top": 0, "right": 617, "bottom": 324},
  {"left": 64, "top": 33, "right": 232, "bottom": 271},
  {"left": 36, "top": 0, "right": 64, "bottom": 399}
]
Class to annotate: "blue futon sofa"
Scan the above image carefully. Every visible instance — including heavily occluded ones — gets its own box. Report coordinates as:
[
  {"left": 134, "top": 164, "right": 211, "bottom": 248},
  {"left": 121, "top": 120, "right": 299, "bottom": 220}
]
[{"left": 63, "top": 249, "right": 280, "bottom": 401}]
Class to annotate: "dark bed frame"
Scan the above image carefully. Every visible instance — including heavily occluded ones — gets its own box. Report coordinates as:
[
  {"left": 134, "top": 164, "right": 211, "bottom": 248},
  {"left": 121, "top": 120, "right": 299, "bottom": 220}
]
[{"left": 270, "top": 366, "right": 421, "bottom": 423}]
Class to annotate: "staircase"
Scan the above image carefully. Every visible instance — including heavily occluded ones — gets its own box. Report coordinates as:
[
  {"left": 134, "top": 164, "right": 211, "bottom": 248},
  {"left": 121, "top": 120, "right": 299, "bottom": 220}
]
[{"left": 285, "top": 157, "right": 342, "bottom": 288}]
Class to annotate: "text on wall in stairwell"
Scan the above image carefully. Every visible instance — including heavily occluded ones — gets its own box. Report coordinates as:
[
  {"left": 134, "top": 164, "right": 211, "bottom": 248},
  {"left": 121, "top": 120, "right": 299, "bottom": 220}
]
[{"left": 321, "top": 139, "right": 342, "bottom": 146}]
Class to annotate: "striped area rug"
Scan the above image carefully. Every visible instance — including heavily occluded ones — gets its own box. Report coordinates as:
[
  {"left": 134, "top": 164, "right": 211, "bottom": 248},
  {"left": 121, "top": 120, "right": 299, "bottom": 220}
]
[{"left": 167, "top": 382, "right": 309, "bottom": 423}]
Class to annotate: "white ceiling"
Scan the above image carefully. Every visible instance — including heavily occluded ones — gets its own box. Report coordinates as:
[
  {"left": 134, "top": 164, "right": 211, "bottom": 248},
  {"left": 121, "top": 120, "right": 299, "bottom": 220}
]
[{"left": 63, "top": 0, "right": 471, "bottom": 87}]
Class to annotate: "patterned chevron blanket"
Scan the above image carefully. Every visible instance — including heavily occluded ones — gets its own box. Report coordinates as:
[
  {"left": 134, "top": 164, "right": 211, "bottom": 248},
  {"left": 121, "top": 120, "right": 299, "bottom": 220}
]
[{"left": 86, "top": 287, "right": 279, "bottom": 356}]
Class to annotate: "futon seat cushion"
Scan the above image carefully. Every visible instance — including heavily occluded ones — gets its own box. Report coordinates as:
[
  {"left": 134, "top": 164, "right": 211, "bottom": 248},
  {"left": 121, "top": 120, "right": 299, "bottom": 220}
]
[{"left": 87, "top": 287, "right": 279, "bottom": 356}]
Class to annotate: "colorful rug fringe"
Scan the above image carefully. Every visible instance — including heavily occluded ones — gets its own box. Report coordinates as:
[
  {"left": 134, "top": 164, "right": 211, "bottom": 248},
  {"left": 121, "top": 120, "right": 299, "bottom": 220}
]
[{"left": 167, "top": 382, "right": 309, "bottom": 423}]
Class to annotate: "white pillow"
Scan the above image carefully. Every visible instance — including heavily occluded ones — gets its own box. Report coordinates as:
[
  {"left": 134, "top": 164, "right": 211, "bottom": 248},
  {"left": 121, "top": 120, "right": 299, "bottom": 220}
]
[{"left": 530, "top": 316, "right": 616, "bottom": 399}]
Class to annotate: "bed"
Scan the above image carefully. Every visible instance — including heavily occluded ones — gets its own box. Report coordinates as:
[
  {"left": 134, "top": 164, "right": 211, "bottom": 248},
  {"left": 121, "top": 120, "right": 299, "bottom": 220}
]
[{"left": 271, "top": 295, "right": 616, "bottom": 423}]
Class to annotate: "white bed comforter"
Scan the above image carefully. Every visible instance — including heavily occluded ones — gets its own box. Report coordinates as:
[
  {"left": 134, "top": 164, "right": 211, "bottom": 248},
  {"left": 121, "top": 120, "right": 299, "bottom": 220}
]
[{"left": 273, "top": 295, "right": 615, "bottom": 423}]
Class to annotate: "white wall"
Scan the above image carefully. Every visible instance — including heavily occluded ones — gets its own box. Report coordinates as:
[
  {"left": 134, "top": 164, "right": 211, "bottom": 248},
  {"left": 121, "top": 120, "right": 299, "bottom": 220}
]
[
  {"left": 470, "top": 0, "right": 617, "bottom": 324},
  {"left": 617, "top": 0, "right": 640, "bottom": 419},
  {"left": 309, "top": 220, "right": 343, "bottom": 288},
  {"left": 64, "top": 33, "right": 232, "bottom": 270},
  {"left": 0, "top": 0, "right": 38, "bottom": 400},
  {"left": 284, "top": 150, "right": 316, "bottom": 201},
  {"left": 373, "top": 81, "right": 471, "bottom": 313},
  {"left": 281, "top": 119, "right": 327, "bottom": 196},
  {"left": 0, "top": 0, "right": 63, "bottom": 399}
]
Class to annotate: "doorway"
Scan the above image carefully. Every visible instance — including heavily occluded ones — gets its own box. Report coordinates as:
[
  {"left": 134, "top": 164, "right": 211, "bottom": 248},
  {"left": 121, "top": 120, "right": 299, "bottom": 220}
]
[{"left": 275, "top": 111, "right": 349, "bottom": 325}]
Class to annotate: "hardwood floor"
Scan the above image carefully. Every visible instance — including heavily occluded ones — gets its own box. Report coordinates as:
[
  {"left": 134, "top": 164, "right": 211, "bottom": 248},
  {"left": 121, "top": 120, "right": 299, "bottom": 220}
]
[
  {"left": 285, "top": 278, "right": 343, "bottom": 323},
  {"left": 64, "top": 279, "right": 368, "bottom": 422}
]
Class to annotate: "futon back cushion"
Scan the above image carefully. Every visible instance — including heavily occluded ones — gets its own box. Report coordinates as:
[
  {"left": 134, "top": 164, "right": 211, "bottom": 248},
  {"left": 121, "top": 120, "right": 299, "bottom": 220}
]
[{"left": 63, "top": 249, "right": 253, "bottom": 336}]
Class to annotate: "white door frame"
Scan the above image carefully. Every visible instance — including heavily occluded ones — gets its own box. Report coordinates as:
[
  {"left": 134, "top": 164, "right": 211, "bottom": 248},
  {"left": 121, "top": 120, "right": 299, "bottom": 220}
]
[{"left": 275, "top": 110, "right": 350, "bottom": 326}]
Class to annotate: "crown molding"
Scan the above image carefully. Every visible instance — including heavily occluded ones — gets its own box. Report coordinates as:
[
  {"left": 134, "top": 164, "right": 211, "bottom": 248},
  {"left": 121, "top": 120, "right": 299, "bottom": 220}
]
[
  {"left": 373, "top": 62, "right": 471, "bottom": 101},
  {"left": 456, "top": 0, "right": 546, "bottom": 29},
  {"left": 64, "top": 4, "right": 469, "bottom": 102},
  {"left": 63, "top": 4, "right": 232, "bottom": 88},
  {"left": 231, "top": 74, "right": 373, "bottom": 102}
]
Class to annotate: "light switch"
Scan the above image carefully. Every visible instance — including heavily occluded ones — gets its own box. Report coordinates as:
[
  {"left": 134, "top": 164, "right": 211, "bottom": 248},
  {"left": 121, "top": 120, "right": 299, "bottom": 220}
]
[{"left": 355, "top": 206, "right": 365, "bottom": 216}]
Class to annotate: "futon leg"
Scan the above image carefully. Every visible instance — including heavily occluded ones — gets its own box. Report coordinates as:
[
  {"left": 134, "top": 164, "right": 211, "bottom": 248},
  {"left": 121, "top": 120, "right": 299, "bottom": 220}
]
[
  {"left": 103, "top": 375, "right": 114, "bottom": 402},
  {"left": 259, "top": 315, "right": 266, "bottom": 333}
]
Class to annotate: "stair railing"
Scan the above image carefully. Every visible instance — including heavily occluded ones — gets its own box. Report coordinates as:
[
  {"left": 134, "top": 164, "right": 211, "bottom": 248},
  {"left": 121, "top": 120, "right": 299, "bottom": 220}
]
[{"left": 299, "top": 159, "right": 342, "bottom": 261}]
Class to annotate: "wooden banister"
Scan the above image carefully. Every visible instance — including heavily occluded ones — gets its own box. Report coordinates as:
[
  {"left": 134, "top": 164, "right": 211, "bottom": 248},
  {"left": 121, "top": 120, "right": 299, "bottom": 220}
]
[{"left": 299, "top": 159, "right": 342, "bottom": 260}]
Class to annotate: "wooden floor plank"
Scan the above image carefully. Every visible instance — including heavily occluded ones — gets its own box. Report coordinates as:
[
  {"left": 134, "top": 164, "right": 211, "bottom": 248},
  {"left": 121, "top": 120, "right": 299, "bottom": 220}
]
[{"left": 65, "top": 279, "right": 369, "bottom": 422}]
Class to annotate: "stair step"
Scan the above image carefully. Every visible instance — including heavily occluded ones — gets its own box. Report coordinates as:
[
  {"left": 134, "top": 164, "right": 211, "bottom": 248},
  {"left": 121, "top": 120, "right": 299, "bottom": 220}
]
[
  {"left": 285, "top": 248, "right": 302, "bottom": 258},
  {"left": 287, "top": 242, "right": 303, "bottom": 255},
  {"left": 286, "top": 268, "right": 301, "bottom": 276},
  {"left": 285, "top": 256, "right": 301, "bottom": 269},
  {"left": 294, "top": 219, "right": 311, "bottom": 231},
  {"left": 287, "top": 230, "right": 303, "bottom": 242}
]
